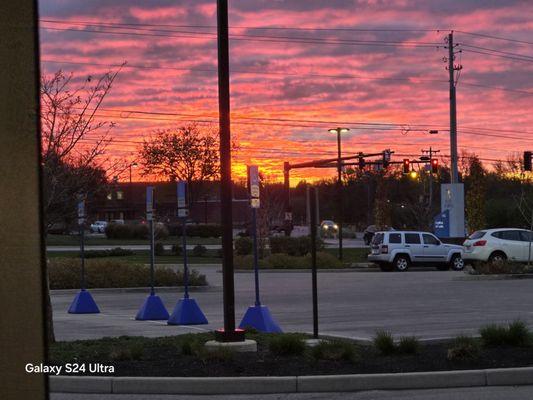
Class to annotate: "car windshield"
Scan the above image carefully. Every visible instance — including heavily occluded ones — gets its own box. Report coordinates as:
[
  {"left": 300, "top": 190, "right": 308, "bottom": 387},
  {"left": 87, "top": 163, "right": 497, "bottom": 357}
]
[
  {"left": 371, "top": 232, "right": 384, "bottom": 245},
  {"left": 468, "top": 231, "right": 486, "bottom": 240}
]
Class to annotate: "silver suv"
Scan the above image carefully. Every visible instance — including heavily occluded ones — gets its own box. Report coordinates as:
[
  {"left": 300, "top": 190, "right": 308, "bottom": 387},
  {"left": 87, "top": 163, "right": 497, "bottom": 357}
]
[{"left": 368, "top": 231, "right": 464, "bottom": 272}]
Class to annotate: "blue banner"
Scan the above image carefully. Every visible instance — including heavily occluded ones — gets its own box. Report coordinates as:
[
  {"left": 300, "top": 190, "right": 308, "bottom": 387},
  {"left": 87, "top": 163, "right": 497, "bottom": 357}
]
[{"left": 434, "top": 209, "right": 450, "bottom": 238}]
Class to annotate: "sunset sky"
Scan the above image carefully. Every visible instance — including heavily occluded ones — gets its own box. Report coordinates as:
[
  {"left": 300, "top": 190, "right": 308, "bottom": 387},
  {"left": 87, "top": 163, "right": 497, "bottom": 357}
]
[{"left": 38, "top": 0, "right": 532, "bottom": 184}]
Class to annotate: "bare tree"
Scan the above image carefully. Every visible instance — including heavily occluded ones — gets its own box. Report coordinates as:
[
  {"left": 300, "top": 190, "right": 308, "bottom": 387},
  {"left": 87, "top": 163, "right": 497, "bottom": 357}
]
[{"left": 41, "top": 68, "right": 123, "bottom": 229}]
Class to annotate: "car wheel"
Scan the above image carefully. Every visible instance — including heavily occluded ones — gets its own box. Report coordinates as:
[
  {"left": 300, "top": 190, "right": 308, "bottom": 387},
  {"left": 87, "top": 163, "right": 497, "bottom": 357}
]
[
  {"left": 449, "top": 254, "right": 465, "bottom": 271},
  {"left": 436, "top": 265, "right": 450, "bottom": 271},
  {"left": 488, "top": 251, "right": 507, "bottom": 264},
  {"left": 393, "top": 255, "right": 410, "bottom": 272}
]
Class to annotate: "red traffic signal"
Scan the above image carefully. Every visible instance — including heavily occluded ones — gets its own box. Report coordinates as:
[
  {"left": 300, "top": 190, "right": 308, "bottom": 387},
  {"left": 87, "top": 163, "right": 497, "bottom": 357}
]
[
  {"left": 402, "top": 159, "right": 410, "bottom": 174},
  {"left": 431, "top": 158, "right": 438, "bottom": 173}
]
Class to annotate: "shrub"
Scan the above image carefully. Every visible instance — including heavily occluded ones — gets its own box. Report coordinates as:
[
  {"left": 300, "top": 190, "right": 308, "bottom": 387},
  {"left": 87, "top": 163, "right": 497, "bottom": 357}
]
[
  {"left": 110, "top": 343, "right": 144, "bottom": 361},
  {"left": 507, "top": 320, "right": 531, "bottom": 346},
  {"left": 447, "top": 335, "right": 480, "bottom": 361},
  {"left": 471, "top": 261, "right": 530, "bottom": 275},
  {"left": 373, "top": 330, "right": 395, "bottom": 356},
  {"left": 172, "top": 244, "right": 183, "bottom": 256},
  {"left": 311, "top": 340, "right": 359, "bottom": 362},
  {"left": 105, "top": 223, "right": 151, "bottom": 239},
  {"left": 397, "top": 336, "right": 420, "bottom": 355},
  {"left": 48, "top": 258, "right": 207, "bottom": 289},
  {"left": 235, "top": 237, "right": 253, "bottom": 255},
  {"left": 154, "top": 242, "right": 166, "bottom": 256},
  {"left": 269, "top": 236, "right": 323, "bottom": 256},
  {"left": 83, "top": 247, "right": 133, "bottom": 258},
  {"left": 480, "top": 324, "right": 509, "bottom": 347},
  {"left": 267, "top": 253, "right": 306, "bottom": 269},
  {"left": 192, "top": 244, "right": 207, "bottom": 257},
  {"left": 268, "top": 334, "right": 306, "bottom": 356},
  {"left": 305, "top": 252, "right": 343, "bottom": 268},
  {"left": 154, "top": 223, "right": 169, "bottom": 240}
]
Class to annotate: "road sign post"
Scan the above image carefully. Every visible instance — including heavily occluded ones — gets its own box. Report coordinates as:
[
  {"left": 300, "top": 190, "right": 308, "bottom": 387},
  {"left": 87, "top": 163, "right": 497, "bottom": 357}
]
[
  {"left": 168, "top": 181, "right": 208, "bottom": 325},
  {"left": 136, "top": 186, "right": 169, "bottom": 320},
  {"left": 239, "top": 166, "right": 282, "bottom": 333},
  {"left": 309, "top": 187, "right": 319, "bottom": 339},
  {"left": 68, "top": 197, "right": 100, "bottom": 314}
]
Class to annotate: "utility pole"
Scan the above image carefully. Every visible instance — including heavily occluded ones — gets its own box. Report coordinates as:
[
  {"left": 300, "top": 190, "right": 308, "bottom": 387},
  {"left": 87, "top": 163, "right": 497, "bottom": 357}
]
[
  {"left": 216, "top": 0, "right": 242, "bottom": 342},
  {"left": 446, "top": 32, "right": 461, "bottom": 184},
  {"left": 421, "top": 147, "right": 440, "bottom": 211}
]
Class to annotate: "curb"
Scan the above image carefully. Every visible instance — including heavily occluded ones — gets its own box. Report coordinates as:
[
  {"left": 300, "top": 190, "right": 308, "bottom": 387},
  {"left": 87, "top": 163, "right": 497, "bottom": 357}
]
[
  {"left": 51, "top": 286, "right": 220, "bottom": 295},
  {"left": 454, "top": 274, "right": 533, "bottom": 281},
  {"left": 49, "top": 367, "right": 533, "bottom": 394}
]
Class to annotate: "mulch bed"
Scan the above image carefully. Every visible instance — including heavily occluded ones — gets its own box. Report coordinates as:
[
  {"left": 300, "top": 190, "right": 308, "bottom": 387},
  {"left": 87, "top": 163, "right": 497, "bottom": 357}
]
[{"left": 49, "top": 333, "right": 533, "bottom": 377}]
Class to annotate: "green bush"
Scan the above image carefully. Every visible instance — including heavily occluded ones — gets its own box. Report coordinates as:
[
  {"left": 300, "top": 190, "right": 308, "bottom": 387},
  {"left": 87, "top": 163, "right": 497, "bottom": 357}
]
[
  {"left": 48, "top": 258, "right": 207, "bottom": 289},
  {"left": 447, "top": 335, "right": 480, "bottom": 361},
  {"left": 192, "top": 244, "right": 207, "bottom": 257},
  {"left": 479, "top": 321, "right": 531, "bottom": 347},
  {"left": 267, "top": 253, "right": 307, "bottom": 269},
  {"left": 154, "top": 223, "right": 169, "bottom": 240},
  {"left": 269, "top": 236, "right": 324, "bottom": 256},
  {"left": 110, "top": 343, "right": 144, "bottom": 361},
  {"left": 471, "top": 261, "right": 531, "bottom": 275},
  {"left": 154, "top": 242, "right": 166, "bottom": 256},
  {"left": 83, "top": 247, "right": 133, "bottom": 258},
  {"left": 268, "top": 334, "right": 306, "bottom": 356},
  {"left": 105, "top": 223, "right": 151, "bottom": 240},
  {"left": 305, "top": 252, "right": 343, "bottom": 268},
  {"left": 235, "top": 237, "right": 253, "bottom": 255},
  {"left": 373, "top": 330, "right": 395, "bottom": 356},
  {"left": 311, "top": 340, "right": 359, "bottom": 362},
  {"left": 233, "top": 252, "right": 342, "bottom": 269},
  {"left": 507, "top": 320, "right": 532, "bottom": 346},
  {"left": 397, "top": 336, "right": 420, "bottom": 355}
]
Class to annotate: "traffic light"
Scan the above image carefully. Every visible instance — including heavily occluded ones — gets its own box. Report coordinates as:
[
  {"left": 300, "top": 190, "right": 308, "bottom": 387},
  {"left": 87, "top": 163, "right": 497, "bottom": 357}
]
[
  {"left": 402, "top": 159, "right": 410, "bottom": 174},
  {"left": 358, "top": 156, "right": 366, "bottom": 170},
  {"left": 430, "top": 158, "right": 438, "bottom": 174},
  {"left": 382, "top": 150, "right": 391, "bottom": 168},
  {"left": 525, "top": 151, "right": 532, "bottom": 171}
]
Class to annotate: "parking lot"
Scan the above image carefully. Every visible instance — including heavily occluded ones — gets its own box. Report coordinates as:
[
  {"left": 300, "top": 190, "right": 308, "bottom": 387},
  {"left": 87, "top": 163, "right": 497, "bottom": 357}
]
[{"left": 52, "top": 267, "right": 533, "bottom": 342}]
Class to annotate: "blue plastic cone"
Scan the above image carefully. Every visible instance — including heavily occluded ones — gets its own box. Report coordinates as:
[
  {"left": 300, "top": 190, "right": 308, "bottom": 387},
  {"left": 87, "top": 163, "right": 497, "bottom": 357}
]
[
  {"left": 68, "top": 289, "right": 100, "bottom": 314},
  {"left": 239, "top": 305, "right": 282, "bottom": 333},
  {"left": 135, "top": 294, "right": 169, "bottom": 320},
  {"left": 167, "top": 297, "right": 208, "bottom": 325}
]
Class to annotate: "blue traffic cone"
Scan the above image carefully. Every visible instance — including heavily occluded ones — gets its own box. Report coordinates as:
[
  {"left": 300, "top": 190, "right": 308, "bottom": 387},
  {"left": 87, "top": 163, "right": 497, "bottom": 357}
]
[
  {"left": 68, "top": 289, "right": 100, "bottom": 314},
  {"left": 167, "top": 297, "right": 208, "bottom": 325},
  {"left": 239, "top": 305, "right": 282, "bottom": 333},
  {"left": 135, "top": 294, "right": 169, "bottom": 320}
]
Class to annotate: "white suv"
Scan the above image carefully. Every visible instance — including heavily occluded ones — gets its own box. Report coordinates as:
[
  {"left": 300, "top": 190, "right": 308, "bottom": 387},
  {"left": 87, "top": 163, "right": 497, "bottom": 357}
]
[
  {"left": 368, "top": 231, "right": 464, "bottom": 272},
  {"left": 90, "top": 220, "right": 108, "bottom": 233},
  {"left": 463, "top": 228, "right": 533, "bottom": 264}
]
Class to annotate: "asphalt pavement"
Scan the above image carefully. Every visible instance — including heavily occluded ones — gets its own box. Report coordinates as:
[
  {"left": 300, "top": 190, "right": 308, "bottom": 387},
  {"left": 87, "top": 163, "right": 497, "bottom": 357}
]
[
  {"left": 49, "top": 386, "right": 533, "bottom": 400},
  {"left": 52, "top": 268, "right": 533, "bottom": 341}
]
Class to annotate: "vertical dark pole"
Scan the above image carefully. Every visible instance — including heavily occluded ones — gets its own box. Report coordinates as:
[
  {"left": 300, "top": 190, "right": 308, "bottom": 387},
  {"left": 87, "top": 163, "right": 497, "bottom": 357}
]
[
  {"left": 182, "top": 221, "right": 189, "bottom": 298},
  {"left": 336, "top": 130, "right": 343, "bottom": 260},
  {"left": 217, "top": 0, "right": 238, "bottom": 340},
  {"left": 309, "top": 187, "right": 319, "bottom": 339},
  {"left": 448, "top": 32, "right": 459, "bottom": 184},
  {"left": 204, "top": 196, "right": 208, "bottom": 224},
  {"left": 283, "top": 162, "right": 292, "bottom": 236},
  {"left": 252, "top": 207, "right": 260, "bottom": 306},
  {"left": 149, "top": 219, "right": 155, "bottom": 295},
  {"left": 80, "top": 223, "right": 86, "bottom": 290}
]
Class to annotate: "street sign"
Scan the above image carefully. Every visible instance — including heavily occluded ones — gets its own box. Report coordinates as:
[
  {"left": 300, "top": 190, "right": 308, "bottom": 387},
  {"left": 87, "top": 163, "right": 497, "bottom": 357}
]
[
  {"left": 146, "top": 186, "right": 154, "bottom": 221},
  {"left": 77, "top": 199, "right": 85, "bottom": 225},
  {"left": 251, "top": 198, "right": 260, "bottom": 208}
]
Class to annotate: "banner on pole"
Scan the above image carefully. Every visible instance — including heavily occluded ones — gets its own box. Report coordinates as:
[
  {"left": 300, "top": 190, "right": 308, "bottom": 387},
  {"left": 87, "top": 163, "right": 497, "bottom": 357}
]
[
  {"left": 248, "top": 165, "right": 260, "bottom": 208},
  {"left": 146, "top": 186, "right": 154, "bottom": 221},
  {"left": 177, "top": 181, "right": 189, "bottom": 218},
  {"left": 77, "top": 199, "right": 85, "bottom": 225}
]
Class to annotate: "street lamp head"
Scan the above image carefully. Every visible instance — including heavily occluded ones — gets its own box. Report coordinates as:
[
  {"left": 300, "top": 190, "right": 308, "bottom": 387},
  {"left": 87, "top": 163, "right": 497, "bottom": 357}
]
[{"left": 328, "top": 127, "right": 350, "bottom": 134}]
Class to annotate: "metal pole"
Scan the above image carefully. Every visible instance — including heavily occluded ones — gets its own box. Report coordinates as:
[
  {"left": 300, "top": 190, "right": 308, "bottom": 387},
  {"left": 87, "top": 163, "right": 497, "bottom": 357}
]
[
  {"left": 252, "top": 207, "right": 260, "bottom": 306},
  {"left": 283, "top": 161, "right": 292, "bottom": 236},
  {"left": 528, "top": 209, "right": 532, "bottom": 266},
  {"left": 309, "top": 186, "right": 319, "bottom": 339},
  {"left": 149, "top": 218, "right": 155, "bottom": 295},
  {"left": 80, "top": 222, "right": 85, "bottom": 290},
  {"left": 448, "top": 32, "right": 459, "bottom": 184},
  {"left": 336, "top": 129, "right": 343, "bottom": 260},
  {"left": 217, "top": 0, "right": 237, "bottom": 339},
  {"left": 182, "top": 220, "right": 189, "bottom": 299},
  {"left": 129, "top": 164, "right": 132, "bottom": 184}
]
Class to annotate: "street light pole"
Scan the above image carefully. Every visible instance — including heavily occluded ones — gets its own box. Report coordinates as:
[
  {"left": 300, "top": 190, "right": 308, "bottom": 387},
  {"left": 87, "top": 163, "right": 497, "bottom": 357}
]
[{"left": 328, "top": 127, "right": 349, "bottom": 260}]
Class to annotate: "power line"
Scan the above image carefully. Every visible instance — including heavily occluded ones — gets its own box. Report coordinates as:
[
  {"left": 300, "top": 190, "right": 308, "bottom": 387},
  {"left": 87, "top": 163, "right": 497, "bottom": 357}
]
[
  {"left": 456, "top": 30, "right": 533, "bottom": 46},
  {"left": 39, "top": 26, "right": 441, "bottom": 48},
  {"left": 40, "top": 18, "right": 441, "bottom": 33},
  {"left": 461, "top": 48, "right": 533, "bottom": 63},
  {"left": 459, "top": 43, "right": 533, "bottom": 60}
]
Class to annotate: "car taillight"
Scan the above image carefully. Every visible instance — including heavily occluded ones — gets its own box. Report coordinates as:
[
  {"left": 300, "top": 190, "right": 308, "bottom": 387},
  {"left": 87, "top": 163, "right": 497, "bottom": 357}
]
[
  {"left": 381, "top": 245, "right": 388, "bottom": 254},
  {"left": 473, "top": 240, "right": 486, "bottom": 247}
]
